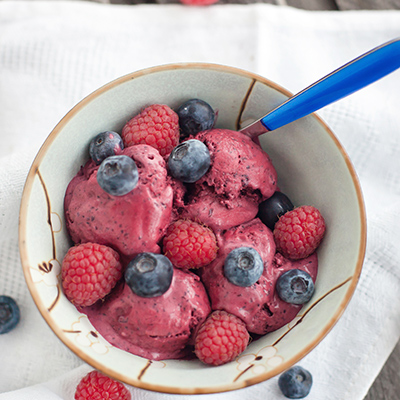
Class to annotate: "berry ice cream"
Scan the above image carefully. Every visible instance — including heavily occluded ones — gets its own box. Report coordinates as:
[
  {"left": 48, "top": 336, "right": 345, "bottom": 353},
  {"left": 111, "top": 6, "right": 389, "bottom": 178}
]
[{"left": 64, "top": 144, "right": 174, "bottom": 261}]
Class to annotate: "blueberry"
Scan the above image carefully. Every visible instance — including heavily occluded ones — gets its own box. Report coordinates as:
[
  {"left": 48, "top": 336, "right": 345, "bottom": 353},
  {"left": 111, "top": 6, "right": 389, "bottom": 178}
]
[
  {"left": 89, "top": 131, "right": 124, "bottom": 165},
  {"left": 276, "top": 269, "right": 315, "bottom": 305},
  {"left": 278, "top": 366, "right": 313, "bottom": 399},
  {"left": 168, "top": 139, "right": 210, "bottom": 183},
  {"left": 257, "top": 191, "right": 294, "bottom": 230},
  {"left": 125, "top": 253, "right": 173, "bottom": 298},
  {"left": 0, "top": 296, "right": 20, "bottom": 334},
  {"left": 224, "top": 247, "right": 264, "bottom": 287},
  {"left": 97, "top": 155, "right": 138, "bottom": 196},
  {"left": 177, "top": 99, "right": 215, "bottom": 139}
]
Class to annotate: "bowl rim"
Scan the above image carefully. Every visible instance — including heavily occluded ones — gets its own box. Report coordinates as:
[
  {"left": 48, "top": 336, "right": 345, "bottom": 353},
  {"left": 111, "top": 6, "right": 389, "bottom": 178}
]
[{"left": 18, "top": 62, "right": 367, "bottom": 394}]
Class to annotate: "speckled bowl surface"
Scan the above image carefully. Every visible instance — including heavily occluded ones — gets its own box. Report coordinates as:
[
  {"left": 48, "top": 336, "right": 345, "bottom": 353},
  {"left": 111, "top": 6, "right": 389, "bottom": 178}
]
[{"left": 19, "top": 63, "right": 366, "bottom": 394}]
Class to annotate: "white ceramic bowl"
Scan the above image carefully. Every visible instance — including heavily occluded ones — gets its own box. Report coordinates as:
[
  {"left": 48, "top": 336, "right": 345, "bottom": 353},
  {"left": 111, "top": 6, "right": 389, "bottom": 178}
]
[{"left": 19, "top": 63, "right": 366, "bottom": 394}]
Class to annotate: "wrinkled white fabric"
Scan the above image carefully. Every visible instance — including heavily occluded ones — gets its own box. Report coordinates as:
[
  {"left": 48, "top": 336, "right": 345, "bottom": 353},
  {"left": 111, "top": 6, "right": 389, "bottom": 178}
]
[{"left": 0, "top": 2, "right": 399, "bottom": 399}]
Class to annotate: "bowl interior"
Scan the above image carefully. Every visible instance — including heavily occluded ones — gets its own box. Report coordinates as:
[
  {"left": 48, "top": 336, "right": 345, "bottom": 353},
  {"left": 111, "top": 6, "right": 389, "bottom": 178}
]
[{"left": 19, "top": 63, "right": 366, "bottom": 394}]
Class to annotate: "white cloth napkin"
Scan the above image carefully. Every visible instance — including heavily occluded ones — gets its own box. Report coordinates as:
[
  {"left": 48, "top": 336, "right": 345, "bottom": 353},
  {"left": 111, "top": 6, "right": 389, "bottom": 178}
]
[{"left": 0, "top": 1, "right": 399, "bottom": 399}]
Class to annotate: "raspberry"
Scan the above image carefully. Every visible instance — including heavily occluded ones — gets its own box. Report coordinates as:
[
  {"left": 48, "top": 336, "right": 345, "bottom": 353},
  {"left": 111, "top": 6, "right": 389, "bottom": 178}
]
[
  {"left": 74, "top": 370, "right": 131, "bottom": 400},
  {"left": 180, "top": 0, "right": 218, "bottom": 5},
  {"left": 62, "top": 242, "right": 123, "bottom": 307},
  {"left": 121, "top": 104, "right": 179, "bottom": 157},
  {"left": 194, "top": 310, "right": 249, "bottom": 366},
  {"left": 0, "top": 296, "right": 20, "bottom": 334},
  {"left": 273, "top": 205, "right": 326, "bottom": 260},
  {"left": 163, "top": 219, "right": 218, "bottom": 269}
]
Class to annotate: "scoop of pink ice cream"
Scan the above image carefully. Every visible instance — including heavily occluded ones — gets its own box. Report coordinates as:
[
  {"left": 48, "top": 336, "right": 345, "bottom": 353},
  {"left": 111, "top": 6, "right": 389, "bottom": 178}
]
[
  {"left": 64, "top": 144, "right": 173, "bottom": 261},
  {"left": 199, "top": 218, "right": 318, "bottom": 335},
  {"left": 82, "top": 268, "right": 211, "bottom": 361},
  {"left": 179, "top": 129, "right": 277, "bottom": 231},
  {"left": 179, "top": 185, "right": 258, "bottom": 233}
]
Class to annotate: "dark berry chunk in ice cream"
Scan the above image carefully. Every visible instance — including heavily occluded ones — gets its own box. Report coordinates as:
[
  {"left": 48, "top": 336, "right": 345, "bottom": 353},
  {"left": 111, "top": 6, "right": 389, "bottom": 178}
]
[
  {"left": 258, "top": 191, "right": 294, "bottom": 230},
  {"left": 224, "top": 247, "right": 264, "bottom": 287},
  {"left": 0, "top": 295, "right": 20, "bottom": 334},
  {"left": 276, "top": 269, "right": 315, "bottom": 305},
  {"left": 125, "top": 253, "right": 173, "bottom": 298},
  {"left": 89, "top": 131, "right": 124, "bottom": 165},
  {"left": 278, "top": 366, "right": 313, "bottom": 399},
  {"left": 168, "top": 139, "right": 210, "bottom": 183},
  {"left": 194, "top": 310, "right": 249, "bottom": 366},
  {"left": 177, "top": 99, "right": 216, "bottom": 139},
  {"left": 97, "top": 155, "right": 139, "bottom": 196}
]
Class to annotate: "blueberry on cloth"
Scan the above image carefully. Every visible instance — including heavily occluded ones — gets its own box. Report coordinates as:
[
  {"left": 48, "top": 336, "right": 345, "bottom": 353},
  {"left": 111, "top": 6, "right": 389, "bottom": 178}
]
[
  {"left": 278, "top": 366, "right": 313, "bottom": 399},
  {"left": 168, "top": 139, "right": 210, "bottom": 183},
  {"left": 89, "top": 131, "right": 124, "bottom": 165},
  {"left": 97, "top": 155, "right": 138, "bottom": 196},
  {"left": 224, "top": 247, "right": 264, "bottom": 287},
  {"left": 125, "top": 253, "right": 173, "bottom": 298},
  {"left": 0, "top": 295, "right": 20, "bottom": 334},
  {"left": 257, "top": 191, "right": 294, "bottom": 230},
  {"left": 276, "top": 269, "right": 314, "bottom": 305},
  {"left": 177, "top": 99, "right": 215, "bottom": 139}
]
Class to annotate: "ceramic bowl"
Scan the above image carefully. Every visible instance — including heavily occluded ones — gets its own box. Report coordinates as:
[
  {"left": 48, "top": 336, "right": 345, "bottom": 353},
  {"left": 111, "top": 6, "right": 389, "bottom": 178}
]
[{"left": 19, "top": 63, "right": 366, "bottom": 394}]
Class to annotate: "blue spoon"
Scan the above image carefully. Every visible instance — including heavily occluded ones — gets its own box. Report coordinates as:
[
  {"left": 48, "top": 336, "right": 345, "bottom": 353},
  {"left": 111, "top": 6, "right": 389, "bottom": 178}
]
[{"left": 240, "top": 38, "right": 400, "bottom": 138}]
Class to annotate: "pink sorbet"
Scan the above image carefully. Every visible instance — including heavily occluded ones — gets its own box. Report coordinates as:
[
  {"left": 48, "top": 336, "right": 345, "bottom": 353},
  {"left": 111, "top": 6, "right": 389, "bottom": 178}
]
[{"left": 200, "top": 218, "right": 318, "bottom": 335}]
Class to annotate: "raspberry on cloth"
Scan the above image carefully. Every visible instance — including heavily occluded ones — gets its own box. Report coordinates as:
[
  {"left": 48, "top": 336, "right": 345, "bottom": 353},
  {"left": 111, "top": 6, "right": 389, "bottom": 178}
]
[
  {"left": 273, "top": 205, "right": 326, "bottom": 260},
  {"left": 61, "top": 243, "right": 123, "bottom": 307}
]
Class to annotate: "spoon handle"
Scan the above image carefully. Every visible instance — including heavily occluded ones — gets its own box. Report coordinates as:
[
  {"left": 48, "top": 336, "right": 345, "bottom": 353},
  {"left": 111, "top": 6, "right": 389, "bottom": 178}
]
[{"left": 241, "top": 38, "right": 400, "bottom": 138}]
